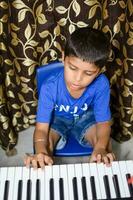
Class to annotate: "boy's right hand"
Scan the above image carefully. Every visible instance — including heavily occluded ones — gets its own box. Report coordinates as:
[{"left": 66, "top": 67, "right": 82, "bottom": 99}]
[{"left": 24, "top": 153, "right": 53, "bottom": 169}]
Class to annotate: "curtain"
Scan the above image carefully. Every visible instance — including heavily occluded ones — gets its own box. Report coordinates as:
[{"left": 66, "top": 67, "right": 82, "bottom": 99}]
[{"left": 0, "top": 0, "right": 133, "bottom": 154}]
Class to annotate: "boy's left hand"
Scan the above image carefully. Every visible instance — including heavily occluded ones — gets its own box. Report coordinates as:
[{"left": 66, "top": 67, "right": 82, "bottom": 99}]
[{"left": 90, "top": 148, "right": 116, "bottom": 166}]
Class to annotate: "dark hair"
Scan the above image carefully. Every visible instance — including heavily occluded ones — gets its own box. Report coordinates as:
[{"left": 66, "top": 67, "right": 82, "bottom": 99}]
[{"left": 64, "top": 27, "right": 110, "bottom": 68}]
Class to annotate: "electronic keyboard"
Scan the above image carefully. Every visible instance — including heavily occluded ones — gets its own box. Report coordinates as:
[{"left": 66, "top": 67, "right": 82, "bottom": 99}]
[{"left": 0, "top": 160, "right": 133, "bottom": 200}]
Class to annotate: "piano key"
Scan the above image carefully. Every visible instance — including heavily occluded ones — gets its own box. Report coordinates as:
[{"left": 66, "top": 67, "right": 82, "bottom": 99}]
[
  {"left": 0, "top": 167, "right": 8, "bottom": 200},
  {"left": 21, "top": 167, "right": 30, "bottom": 200},
  {"left": 103, "top": 175, "right": 111, "bottom": 199},
  {"left": 60, "top": 165, "right": 69, "bottom": 200},
  {"left": 67, "top": 164, "right": 75, "bottom": 200},
  {"left": 17, "top": 180, "right": 23, "bottom": 200},
  {"left": 118, "top": 161, "right": 131, "bottom": 197},
  {"left": 27, "top": 179, "right": 31, "bottom": 200},
  {"left": 104, "top": 163, "right": 116, "bottom": 199},
  {"left": 72, "top": 177, "right": 78, "bottom": 200},
  {"left": 50, "top": 178, "right": 54, "bottom": 200},
  {"left": 111, "top": 161, "right": 126, "bottom": 198},
  {"left": 36, "top": 179, "right": 40, "bottom": 200},
  {"left": 126, "top": 160, "right": 133, "bottom": 184},
  {"left": 59, "top": 178, "right": 64, "bottom": 200},
  {"left": 89, "top": 163, "right": 101, "bottom": 199},
  {"left": 12, "top": 167, "right": 23, "bottom": 200},
  {"left": 30, "top": 168, "right": 38, "bottom": 200},
  {"left": 52, "top": 165, "right": 60, "bottom": 200},
  {"left": 6, "top": 167, "right": 15, "bottom": 200},
  {"left": 90, "top": 175, "right": 97, "bottom": 199},
  {"left": 126, "top": 173, "right": 133, "bottom": 197},
  {"left": 37, "top": 168, "right": 45, "bottom": 200},
  {"left": 96, "top": 163, "right": 106, "bottom": 199},
  {"left": 45, "top": 165, "right": 52, "bottom": 200},
  {"left": 4, "top": 180, "right": 9, "bottom": 200},
  {"left": 74, "top": 163, "right": 83, "bottom": 200},
  {"left": 82, "top": 163, "right": 92, "bottom": 199},
  {"left": 1, "top": 161, "right": 133, "bottom": 200},
  {"left": 113, "top": 174, "right": 121, "bottom": 198},
  {"left": 81, "top": 177, "right": 88, "bottom": 200}
]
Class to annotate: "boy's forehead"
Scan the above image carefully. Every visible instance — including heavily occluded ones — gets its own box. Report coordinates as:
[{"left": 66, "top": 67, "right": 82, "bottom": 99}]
[{"left": 64, "top": 56, "right": 99, "bottom": 71}]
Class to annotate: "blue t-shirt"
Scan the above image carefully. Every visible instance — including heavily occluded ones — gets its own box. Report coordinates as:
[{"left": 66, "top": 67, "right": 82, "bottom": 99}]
[{"left": 36, "top": 69, "right": 111, "bottom": 123}]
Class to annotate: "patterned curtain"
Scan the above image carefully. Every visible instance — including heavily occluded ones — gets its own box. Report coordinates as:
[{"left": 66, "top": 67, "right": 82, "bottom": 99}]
[{"left": 0, "top": 0, "right": 133, "bottom": 154}]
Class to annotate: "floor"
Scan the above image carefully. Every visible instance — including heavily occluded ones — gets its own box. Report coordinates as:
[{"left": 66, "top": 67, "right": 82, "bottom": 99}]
[{"left": 0, "top": 126, "right": 133, "bottom": 167}]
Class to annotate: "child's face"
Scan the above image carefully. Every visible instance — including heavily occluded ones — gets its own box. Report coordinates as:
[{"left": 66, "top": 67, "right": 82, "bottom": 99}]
[{"left": 63, "top": 56, "right": 100, "bottom": 92}]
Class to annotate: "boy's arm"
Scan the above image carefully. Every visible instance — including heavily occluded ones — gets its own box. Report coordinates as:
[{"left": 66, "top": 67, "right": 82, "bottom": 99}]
[
  {"left": 90, "top": 121, "right": 115, "bottom": 165},
  {"left": 24, "top": 122, "right": 53, "bottom": 168},
  {"left": 94, "top": 121, "right": 111, "bottom": 150},
  {"left": 34, "top": 122, "right": 50, "bottom": 155}
]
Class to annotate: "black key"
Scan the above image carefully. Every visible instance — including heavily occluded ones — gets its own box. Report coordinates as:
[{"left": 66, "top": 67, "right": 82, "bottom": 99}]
[
  {"left": 90, "top": 176, "right": 97, "bottom": 200},
  {"left": 4, "top": 180, "right": 9, "bottom": 200},
  {"left": 26, "top": 179, "right": 31, "bottom": 200},
  {"left": 113, "top": 174, "right": 121, "bottom": 198},
  {"left": 81, "top": 176, "right": 88, "bottom": 200},
  {"left": 50, "top": 178, "right": 54, "bottom": 200},
  {"left": 126, "top": 174, "right": 133, "bottom": 197},
  {"left": 72, "top": 177, "right": 78, "bottom": 200},
  {"left": 36, "top": 179, "right": 40, "bottom": 200},
  {"left": 59, "top": 178, "right": 64, "bottom": 200},
  {"left": 17, "top": 180, "right": 23, "bottom": 200},
  {"left": 103, "top": 175, "right": 111, "bottom": 199}
]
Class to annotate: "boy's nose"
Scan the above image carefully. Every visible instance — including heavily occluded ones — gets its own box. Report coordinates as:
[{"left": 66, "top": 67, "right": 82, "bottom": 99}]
[{"left": 75, "top": 72, "right": 82, "bottom": 82}]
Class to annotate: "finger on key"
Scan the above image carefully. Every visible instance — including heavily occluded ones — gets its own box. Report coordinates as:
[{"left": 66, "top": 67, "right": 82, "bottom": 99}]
[
  {"left": 24, "top": 156, "right": 32, "bottom": 167},
  {"left": 37, "top": 156, "right": 45, "bottom": 168},
  {"left": 103, "top": 156, "right": 110, "bottom": 166},
  {"left": 44, "top": 155, "right": 53, "bottom": 166},
  {"left": 97, "top": 154, "right": 102, "bottom": 163},
  {"left": 32, "top": 159, "right": 38, "bottom": 169},
  {"left": 107, "top": 153, "right": 115, "bottom": 163}
]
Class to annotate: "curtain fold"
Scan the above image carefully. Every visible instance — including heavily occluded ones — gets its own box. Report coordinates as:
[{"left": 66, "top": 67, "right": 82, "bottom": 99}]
[{"left": 0, "top": 0, "right": 133, "bottom": 153}]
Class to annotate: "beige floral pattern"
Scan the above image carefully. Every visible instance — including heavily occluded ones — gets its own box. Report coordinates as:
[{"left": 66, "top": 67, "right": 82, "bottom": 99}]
[{"left": 0, "top": 0, "right": 133, "bottom": 154}]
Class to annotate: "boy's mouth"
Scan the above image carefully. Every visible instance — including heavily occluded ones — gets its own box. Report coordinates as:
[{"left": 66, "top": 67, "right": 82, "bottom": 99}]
[{"left": 70, "top": 83, "right": 81, "bottom": 90}]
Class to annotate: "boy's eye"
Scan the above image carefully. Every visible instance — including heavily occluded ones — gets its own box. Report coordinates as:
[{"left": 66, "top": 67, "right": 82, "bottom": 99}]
[
  {"left": 69, "top": 66, "right": 76, "bottom": 70},
  {"left": 85, "top": 72, "right": 93, "bottom": 76}
]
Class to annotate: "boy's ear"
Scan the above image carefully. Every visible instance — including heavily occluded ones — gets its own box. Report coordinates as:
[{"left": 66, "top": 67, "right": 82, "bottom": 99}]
[{"left": 61, "top": 51, "right": 65, "bottom": 63}]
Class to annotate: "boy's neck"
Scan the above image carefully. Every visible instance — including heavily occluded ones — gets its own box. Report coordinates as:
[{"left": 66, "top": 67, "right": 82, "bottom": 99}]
[{"left": 67, "top": 85, "right": 86, "bottom": 99}]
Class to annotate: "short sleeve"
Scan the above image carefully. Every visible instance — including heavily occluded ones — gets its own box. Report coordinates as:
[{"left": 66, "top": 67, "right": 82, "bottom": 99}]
[
  {"left": 93, "top": 77, "right": 111, "bottom": 122},
  {"left": 36, "top": 83, "right": 54, "bottom": 123}
]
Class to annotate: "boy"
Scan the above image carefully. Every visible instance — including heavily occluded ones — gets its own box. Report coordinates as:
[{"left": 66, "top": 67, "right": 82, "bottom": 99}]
[{"left": 24, "top": 27, "right": 115, "bottom": 168}]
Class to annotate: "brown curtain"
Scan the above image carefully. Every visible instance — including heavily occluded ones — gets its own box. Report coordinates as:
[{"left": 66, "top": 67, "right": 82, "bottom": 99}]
[{"left": 0, "top": 0, "right": 133, "bottom": 154}]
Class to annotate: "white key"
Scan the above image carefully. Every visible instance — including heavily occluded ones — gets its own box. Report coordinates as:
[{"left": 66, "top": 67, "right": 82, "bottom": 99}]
[
  {"left": 119, "top": 161, "right": 130, "bottom": 197},
  {"left": 37, "top": 168, "right": 45, "bottom": 200},
  {"left": 126, "top": 160, "right": 133, "bottom": 187},
  {"left": 52, "top": 165, "right": 60, "bottom": 200},
  {"left": 126, "top": 160, "right": 133, "bottom": 176},
  {"left": 0, "top": 167, "right": 8, "bottom": 200},
  {"left": 82, "top": 163, "right": 92, "bottom": 199},
  {"left": 60, "top": 164, "right": 69, "bottom": 200},
  {"left": 30, "top": 168, "right": 38, "bottom": 200},
  {"left": 45, "top": 165, "right": 52, "bottom": 200},
  {"left": 89, "top": 163, "right": 101, "bottom": 199},
  {"left": 13, "top": 167, "right": 23, "bottom": 200},
  {"left": 6, "top": 167, "right": 15, "bottom": 200},
  {"left": 74, "top": 163, "right": 83, "bottom": 200},
  {"left": 111, "top": 161, "right": 125, "bottom": 198},
  {"left": 104, "top": 164, "right": 116, "bottom": 199},
  {"left": 97, "top": 163, "right": 106, "bottom": 199},
  {"left": 22, "top": 167, "right": 30, "bottom": 200},
  {"left": 67, "top": 164, "right": 75, "bottom": 200}
]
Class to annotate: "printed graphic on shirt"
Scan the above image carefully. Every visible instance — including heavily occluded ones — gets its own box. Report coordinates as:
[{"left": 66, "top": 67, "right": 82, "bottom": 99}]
[{"left": 54, "top": 103, "right": 88, "bottom": 117}]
